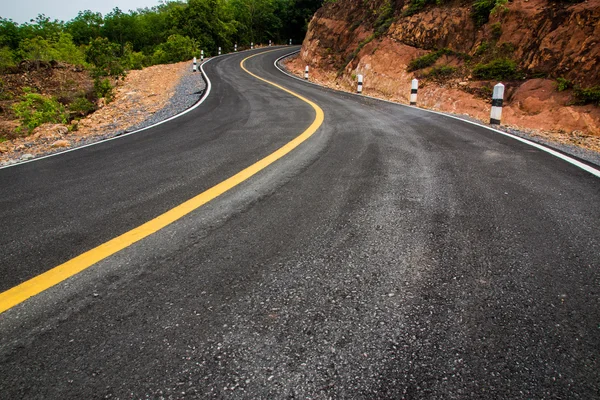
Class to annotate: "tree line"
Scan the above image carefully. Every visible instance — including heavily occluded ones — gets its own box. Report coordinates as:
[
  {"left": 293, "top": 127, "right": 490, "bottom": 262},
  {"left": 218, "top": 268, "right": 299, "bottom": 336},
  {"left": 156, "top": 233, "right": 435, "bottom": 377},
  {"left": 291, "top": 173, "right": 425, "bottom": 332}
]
[{"left": 0, "top": 0, "right": 323, "bottom": 73}]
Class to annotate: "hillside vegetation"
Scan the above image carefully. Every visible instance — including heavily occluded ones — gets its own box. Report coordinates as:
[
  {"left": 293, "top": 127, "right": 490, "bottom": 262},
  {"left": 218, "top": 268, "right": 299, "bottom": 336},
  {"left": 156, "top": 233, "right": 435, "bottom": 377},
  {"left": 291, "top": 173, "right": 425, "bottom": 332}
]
[{"left": 0, "top": 0, "right": 323, "bottom": 140}]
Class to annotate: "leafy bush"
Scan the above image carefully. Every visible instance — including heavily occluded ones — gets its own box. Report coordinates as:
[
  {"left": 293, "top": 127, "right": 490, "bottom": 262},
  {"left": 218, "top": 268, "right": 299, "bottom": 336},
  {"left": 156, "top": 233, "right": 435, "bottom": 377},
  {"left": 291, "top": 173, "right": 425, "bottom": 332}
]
[
  {"left": 152, "top": 34, "right": 198, "bottom": 64},
  {"left": 555, "top": 77, "right": 572, "bottom": 92},
  {"left": 12, "top": 90, "right": 68, "bottom": 132},
  {"left": 374, "top": 1, "right": 395, "bottom": 37},
  {"left": 472, "top": 58, "right": 518, "bottom": 80},
  {"left": 18, "top": 33, "right": 85, "bottom": 65},
  {"left": 472, "top": 0, "right": 497, "bottom": 26},
  {"left": 93, "top": 78, "right": 113, "bottom": 101},
  {"left": 68, "top": 96, "right": 96, "bottom": 117},
  {"left": 0, "top": 46, "right": 16, "bottom": 71},
  {"left": 85, "top": 37, "right": 124, "bottom": 78},
  {"left": 574, "top": 86, "right": 600, "bottom": 106},
  {"left": 490, "top": 22, "right": 502, "bottom": 39}
]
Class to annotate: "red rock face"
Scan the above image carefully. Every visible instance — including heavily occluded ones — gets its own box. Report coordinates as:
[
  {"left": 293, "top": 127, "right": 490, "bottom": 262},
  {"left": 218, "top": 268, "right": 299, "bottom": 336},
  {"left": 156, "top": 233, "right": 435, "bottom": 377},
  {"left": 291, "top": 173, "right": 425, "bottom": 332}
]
[
  {"left": 292, "top": 0, "right": 600, "bottom": 141},
  {"left": 305, "top": 0, "right": 600, "bottom": 86}
]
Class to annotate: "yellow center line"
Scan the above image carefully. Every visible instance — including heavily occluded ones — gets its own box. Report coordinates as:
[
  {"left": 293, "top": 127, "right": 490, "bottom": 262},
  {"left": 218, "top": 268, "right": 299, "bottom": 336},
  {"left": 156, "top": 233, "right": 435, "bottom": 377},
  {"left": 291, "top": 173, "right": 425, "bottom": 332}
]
[{"left": 0, "top": 50, "right": 325, "bottom": 315}]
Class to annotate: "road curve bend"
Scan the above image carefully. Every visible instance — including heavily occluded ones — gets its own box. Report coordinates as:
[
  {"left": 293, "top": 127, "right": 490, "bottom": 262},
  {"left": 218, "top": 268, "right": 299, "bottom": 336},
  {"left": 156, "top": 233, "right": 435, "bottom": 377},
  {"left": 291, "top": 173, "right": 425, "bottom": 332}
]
[{"left": 0, "top": 47, "right": 599, "bottom": 399}]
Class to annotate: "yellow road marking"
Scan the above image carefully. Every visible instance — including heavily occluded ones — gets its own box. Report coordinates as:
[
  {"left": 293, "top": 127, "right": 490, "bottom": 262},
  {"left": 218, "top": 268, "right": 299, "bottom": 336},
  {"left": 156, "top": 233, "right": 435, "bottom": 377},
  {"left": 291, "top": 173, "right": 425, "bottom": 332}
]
[{"left": 0, "top": 50, "right": 325, "bottom": 315}]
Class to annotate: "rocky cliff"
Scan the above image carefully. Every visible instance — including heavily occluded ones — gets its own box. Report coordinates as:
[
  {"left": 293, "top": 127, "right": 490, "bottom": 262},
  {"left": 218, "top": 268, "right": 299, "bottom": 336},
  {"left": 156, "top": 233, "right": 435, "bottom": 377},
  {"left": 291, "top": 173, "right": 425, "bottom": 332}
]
[{"left": 289, "top": 0, "right": 600, "bottom": 141}]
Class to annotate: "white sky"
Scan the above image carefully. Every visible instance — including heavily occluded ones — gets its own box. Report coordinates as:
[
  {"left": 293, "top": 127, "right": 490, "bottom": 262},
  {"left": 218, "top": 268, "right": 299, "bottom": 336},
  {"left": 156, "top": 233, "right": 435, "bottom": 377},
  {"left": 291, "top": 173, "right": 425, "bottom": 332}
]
[{"left": 0, "top": 0, "right": 168, "bottom": 24}]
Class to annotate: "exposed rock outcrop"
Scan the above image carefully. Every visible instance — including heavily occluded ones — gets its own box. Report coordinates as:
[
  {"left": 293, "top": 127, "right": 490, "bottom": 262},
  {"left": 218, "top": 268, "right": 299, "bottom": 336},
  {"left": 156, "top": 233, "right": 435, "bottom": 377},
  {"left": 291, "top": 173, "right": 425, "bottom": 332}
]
[{"left": 292, "top": 0, "right": 600, "bottom": 142}]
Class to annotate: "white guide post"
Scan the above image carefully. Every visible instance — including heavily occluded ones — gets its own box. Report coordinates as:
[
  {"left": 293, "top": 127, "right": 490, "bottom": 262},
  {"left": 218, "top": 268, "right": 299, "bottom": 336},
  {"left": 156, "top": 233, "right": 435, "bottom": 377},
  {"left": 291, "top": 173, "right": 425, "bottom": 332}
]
[
  {"left": 234, "top": 43, "right": 237, "bottom": 52},
  {"left": 192, "top": 57, "right": 197, "bottom": 72},
  {"left": 200, "top": 50, "right": 204, "bottom": 62},
  {"left": 357, "top": 74, "right": 363, "bottom": 94},
  {"left": 410, "top": 79, "right": 418, "bottom": 105},
  {"left": 304, "top": 65, "right": 309, "bottom": 80},
  {"left": 218, "top": 47, "right": 221, "bottom": 55},
  {"left": 490, "top": 83, "right": 505, "bottom": 125}
]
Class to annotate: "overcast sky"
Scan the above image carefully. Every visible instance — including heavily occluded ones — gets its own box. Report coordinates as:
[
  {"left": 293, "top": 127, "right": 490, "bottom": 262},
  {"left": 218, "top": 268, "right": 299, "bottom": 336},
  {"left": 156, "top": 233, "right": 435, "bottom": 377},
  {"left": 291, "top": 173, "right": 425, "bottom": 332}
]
[{"left": 0, "top": 0, "right": 167, "bottom": 24}]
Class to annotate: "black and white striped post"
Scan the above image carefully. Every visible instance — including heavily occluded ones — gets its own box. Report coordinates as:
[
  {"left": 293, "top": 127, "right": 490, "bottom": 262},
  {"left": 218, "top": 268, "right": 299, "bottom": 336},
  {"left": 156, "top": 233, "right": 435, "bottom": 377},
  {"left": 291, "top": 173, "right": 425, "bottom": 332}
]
[
  {"left": 304, "top": 65, "right": 309, "bottom": 80},
  {"left": 234, "top": 43, "right": 237, "bottom": 52},
  {"left": 289, "top": 39, "right": 292, "bottom": 45},
  {"left": 410, "top": 78, "right": 418, "bottom": 105},
  {"left": 357, "top": 74, "right": 363, "bottom": 94},
  {"left": 251, "top": 42, "right": 254, "bottom": 50},
  {"left": 269, "top": 40, "right": 272, "bottom": 47},
  {"left": 218, "top": 47, "right": 221, "bottom": 55},
  {"left": 490, "top": 83, "right": 505, "bottom": 125},
  {"left": 192, "top": 57, "right": 197, "bottom": 72},
  {"left": 200, "top": 50, "right": 204, "bottom": 62}
]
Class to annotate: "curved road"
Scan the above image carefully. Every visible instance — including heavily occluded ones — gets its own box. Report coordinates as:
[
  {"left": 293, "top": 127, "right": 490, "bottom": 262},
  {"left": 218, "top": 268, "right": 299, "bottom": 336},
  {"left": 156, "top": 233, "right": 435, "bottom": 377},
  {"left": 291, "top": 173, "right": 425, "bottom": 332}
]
[{"left": 0, "top": 47, "right": 599, "bottom": 398}]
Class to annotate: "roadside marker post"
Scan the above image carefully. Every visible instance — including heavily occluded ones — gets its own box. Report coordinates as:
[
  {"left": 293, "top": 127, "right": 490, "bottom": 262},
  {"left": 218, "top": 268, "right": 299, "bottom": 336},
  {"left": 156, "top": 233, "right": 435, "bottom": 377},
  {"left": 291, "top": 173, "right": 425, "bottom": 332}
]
[
  {"left": 305, "top": 65, "right": 309, "bottom": 80},
  {"left": 357, "top": 74, "right": 363, "bottom": 94},
  {"left": 269, "top": 40, "right": 272, "bottom": 47},
  {"left": 490, "top": 83, "right": 505, "bottom": 125},
  {"left": 200, "top": 50, "right": 204, "bottom": 62},
  {"left": 410, "top": 78, "right": 418, "bottom": 105},
  {"left": 218, "top": 47, "right": 221, "bottom": 55},
  {"left": 192, "top": 57, "right": 197, "bottom": 72},
  {"left": 234, "top": 43, "right": 237, "bottom": 52},
  {"left": 251, "top": 42, "right": 254, "bottom": 50},
  {"left": 289, "top": 39, "right": 292, "bottom": 45}
]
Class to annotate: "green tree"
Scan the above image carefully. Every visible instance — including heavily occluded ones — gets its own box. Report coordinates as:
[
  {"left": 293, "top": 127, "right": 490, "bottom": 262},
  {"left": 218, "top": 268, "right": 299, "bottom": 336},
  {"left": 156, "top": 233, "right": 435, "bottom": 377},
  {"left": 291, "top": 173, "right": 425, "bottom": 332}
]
[
  {"left": 152, "top": 34, "right": 198, "bottom": 64},
  {"left": 85, "top": 37, "right": 124, "bottom": 77},
  {"left": 66, "top": 10, "right": 103, "bottom": 46}
]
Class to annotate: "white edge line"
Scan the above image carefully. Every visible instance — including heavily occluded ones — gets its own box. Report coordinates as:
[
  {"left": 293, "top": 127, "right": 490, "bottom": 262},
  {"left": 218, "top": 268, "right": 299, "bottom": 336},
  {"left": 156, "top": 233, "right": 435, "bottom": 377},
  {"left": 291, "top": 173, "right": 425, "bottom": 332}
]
[
  {"left": 274, "top": 50, "right": 600, "bottom": 179},
  {"left": 0, "top": 56, "right": 219, "bottom": 170}
]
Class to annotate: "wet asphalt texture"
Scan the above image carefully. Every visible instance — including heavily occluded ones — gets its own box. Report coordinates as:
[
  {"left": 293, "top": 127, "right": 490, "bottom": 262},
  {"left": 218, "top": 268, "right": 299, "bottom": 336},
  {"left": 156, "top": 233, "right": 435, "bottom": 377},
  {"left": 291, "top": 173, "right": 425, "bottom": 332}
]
[{"left": 0, "top": 47, "right": 599, "bottom": 399}]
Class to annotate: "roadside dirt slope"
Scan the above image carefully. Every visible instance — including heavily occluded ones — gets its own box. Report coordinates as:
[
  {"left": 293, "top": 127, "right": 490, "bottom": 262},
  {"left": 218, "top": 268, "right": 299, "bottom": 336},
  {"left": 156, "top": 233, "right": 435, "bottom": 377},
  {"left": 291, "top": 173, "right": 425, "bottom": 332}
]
[{"left": 0, "top": 61, "right": 187, "bottom": 163}]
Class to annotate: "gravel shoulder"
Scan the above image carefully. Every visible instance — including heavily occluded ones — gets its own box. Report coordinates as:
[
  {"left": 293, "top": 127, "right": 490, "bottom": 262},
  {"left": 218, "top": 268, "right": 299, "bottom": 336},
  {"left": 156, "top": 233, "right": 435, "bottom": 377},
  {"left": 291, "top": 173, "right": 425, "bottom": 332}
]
[{"left": 0, "top": 60, "right": 207, "bottom": 167}]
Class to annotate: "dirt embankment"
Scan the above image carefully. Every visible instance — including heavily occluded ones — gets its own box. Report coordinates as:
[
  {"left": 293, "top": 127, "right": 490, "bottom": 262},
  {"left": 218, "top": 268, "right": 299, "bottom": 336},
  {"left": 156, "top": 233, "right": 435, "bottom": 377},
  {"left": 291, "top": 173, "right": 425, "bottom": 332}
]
[
  {"left": 290, "top": 0, "right": 600, "bottom": 152},
  {"left": 0, "top": 61, "right": 188, "bottom": 163}
]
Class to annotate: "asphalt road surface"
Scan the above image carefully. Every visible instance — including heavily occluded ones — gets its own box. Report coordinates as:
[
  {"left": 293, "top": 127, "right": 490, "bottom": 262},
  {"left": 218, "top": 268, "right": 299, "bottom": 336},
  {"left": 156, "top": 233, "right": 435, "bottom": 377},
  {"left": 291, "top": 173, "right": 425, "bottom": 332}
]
[{"left": 0, "top": 47, "right": 599, "bottom": 399}]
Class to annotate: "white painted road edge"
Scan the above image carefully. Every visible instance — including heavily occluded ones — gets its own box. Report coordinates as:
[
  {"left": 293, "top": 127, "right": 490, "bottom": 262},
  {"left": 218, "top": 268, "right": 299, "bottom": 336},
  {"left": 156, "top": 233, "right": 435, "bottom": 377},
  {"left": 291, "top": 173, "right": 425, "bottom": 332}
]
[
  {"left": 274, "top": 51, "right": 600, "bottom": 179},
  {"left": 0, "top": 57, "right": 217, "bottom": 170}
]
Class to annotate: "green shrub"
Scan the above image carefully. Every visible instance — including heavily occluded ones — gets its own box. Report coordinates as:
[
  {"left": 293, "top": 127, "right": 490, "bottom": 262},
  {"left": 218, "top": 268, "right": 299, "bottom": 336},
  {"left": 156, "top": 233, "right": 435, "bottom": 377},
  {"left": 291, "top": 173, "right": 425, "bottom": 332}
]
[
  {"left": 152, "top": 34, "right": 198, "bottom": 64},
  {"left": 12, "top": 90, "right": 68, "bottom": 133},
  {"left": 474, "top": 41, "right": 489, "bottom": 56},
  {"left": 68, "top": 96, "right": 96, "bottom": 117},
  {"left": 472, "top": 0, "right": 497, "bottom": 26},
  {"left": 574, "top": 86, "right": 600, "bottom": 106},
  {"left": 556, "top": 77, "right": 572, "bottom": 92},
  {"left": 0, "top": 46, "right": 15, "bottom": 71},
  {"left": 408, "top": 48, "right": 455, "bottom": 71},
  {"left": 374, "top": 1, "right": 395, "bottom": 37},
  {"left": 490, "top": 22, "right": 502, "bottom": 39},
  {"left": 93, "top": 78, "right": 113, "bottom": 101},
  {"left": 472, "top": 58, "right": 517, "bottom": 80},
  {"left": 426, "top": 65, "right": 457, "bottom": 78}
]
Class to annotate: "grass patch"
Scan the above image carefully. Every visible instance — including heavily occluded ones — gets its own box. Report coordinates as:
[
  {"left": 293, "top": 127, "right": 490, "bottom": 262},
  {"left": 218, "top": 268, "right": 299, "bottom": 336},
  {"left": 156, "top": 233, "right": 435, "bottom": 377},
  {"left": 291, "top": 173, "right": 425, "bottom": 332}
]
[
  {"left": 408, "top": 48, "right": 469, "bottom": 72},
  {"left": 425, "top": 65, "right": 457, "bottom": 78}
]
